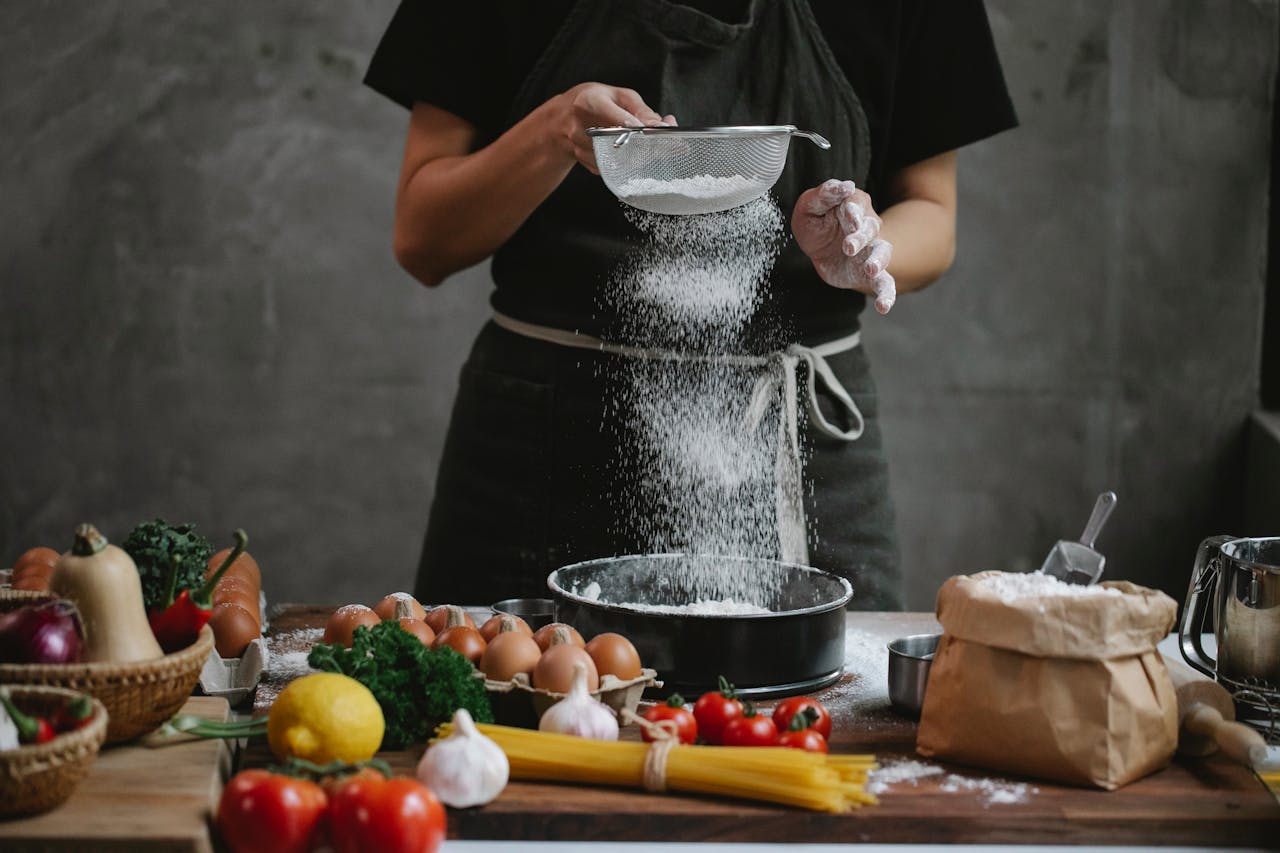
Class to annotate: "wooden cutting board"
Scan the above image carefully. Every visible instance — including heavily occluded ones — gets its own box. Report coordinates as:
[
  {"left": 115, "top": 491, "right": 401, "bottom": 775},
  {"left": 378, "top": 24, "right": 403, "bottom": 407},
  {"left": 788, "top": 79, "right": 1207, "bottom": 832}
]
[{"left": 0, "top": 696, "right": 230, "bottom": 853}]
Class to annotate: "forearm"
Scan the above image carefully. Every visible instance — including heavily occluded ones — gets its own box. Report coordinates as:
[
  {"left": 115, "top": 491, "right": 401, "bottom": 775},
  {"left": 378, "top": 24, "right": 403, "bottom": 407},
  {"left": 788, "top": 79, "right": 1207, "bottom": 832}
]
[
  {"left": 393, "top": 100, "right": 575, "bottom": 287},
  {"left": 878, "top": 197, "right": 956, "bottom": 294}
]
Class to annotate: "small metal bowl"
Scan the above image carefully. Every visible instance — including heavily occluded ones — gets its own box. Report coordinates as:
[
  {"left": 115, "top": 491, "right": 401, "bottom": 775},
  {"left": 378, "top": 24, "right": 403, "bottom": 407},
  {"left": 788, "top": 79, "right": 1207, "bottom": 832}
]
[
  {"left": 491, "top": 598, "right": 558, "bottom": 631},
  {"left": 887, "top": 633, "right": 941, "bottom": 717}
]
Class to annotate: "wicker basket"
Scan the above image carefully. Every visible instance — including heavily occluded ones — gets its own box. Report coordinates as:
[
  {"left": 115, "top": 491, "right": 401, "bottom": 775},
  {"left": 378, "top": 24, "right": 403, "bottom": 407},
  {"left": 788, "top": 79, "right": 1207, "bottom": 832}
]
[
  {"left": 0, "top": 587, "right": 54, "bottom": 606},
  {"left": 0, "top": 686, "right": 109, "bottom": 817},
  {"left": 0, "top": 626, "right": 214, "bottom": 744}
]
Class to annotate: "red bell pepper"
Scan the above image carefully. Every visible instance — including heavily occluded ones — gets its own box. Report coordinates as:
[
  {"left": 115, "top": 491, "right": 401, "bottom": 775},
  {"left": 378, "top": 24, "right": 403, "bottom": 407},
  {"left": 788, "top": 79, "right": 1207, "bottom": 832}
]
[{"left": 148, "top": 529, "right": 248, "bottom": 652}]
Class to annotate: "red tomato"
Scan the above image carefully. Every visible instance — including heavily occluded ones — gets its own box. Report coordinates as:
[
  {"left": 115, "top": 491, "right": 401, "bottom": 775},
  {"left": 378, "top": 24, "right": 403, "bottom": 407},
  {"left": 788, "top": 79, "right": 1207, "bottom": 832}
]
[
  {"left": 216, "top": 769, "right": 328, "bottom": 853},
  {"left": 777, "top": 727, "right": 828, "bottom": 753},
  {"left": 721, "top": 707, "right": 779, "bottom": 747},
  {"left": 771, "top": 696, "right": 832, "bottom": 739},
  {"left": 329, "top": 771, "right": 446, "bottom": 853},
  {"left": 642, "top": 694, "right": 698, "bottom": 745},
  {"left": 692, "top": 676, "right": 744, "bottom": 745}
]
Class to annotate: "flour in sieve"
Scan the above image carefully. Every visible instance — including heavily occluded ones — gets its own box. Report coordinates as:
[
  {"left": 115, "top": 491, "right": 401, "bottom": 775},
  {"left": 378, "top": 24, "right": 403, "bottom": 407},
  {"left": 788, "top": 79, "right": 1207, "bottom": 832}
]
[{"left": 617, "top": 174, "right": 757, "bottom": 201}]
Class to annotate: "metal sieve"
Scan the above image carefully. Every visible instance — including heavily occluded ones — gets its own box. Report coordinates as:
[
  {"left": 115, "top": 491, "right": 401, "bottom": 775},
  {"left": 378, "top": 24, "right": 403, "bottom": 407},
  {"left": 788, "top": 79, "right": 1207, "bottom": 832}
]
[{"left": 586, "top": 125, "right": 831, "bottom": 216}]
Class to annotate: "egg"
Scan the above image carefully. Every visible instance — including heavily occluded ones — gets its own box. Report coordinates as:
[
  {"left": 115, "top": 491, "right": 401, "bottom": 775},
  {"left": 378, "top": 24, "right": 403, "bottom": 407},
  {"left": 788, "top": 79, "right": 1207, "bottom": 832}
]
[
  {"left": 479, "top": 631, "right": 542, "bottom": 681},
  {"left": 209, "top": 602, "right": 261, "bottom": 658},
  {"left": 532, "top": 622, "right": 585, "bottom": 652},
  {"left": 479, "top": 613, "right": 532, "bottom": 643},
  {"left": 425, "top": 605, "right": 476, "bottom": 635},
  {"left": 432, "top": 625, "right": 487, "bottom": 664},
  {"left": 206, "top": 548, "right": 261, "bottom": 589},
  {"left": 584, "top": 632, "right": 643, "bottom": 680},
  {"left": 396, "top": 617, "right": 435, "bottom": 647},
  {"left": 323, "top": 604, "right": 380, "bottom": 647},
  {"left": 213, "top": 577, "right": 261, "bottom": 623},
  {"left": 374, "top": 592, "right": 426, "bottom": 622},
  {"left": 533, "top": 643, "right": 599, "bottom": 693}
]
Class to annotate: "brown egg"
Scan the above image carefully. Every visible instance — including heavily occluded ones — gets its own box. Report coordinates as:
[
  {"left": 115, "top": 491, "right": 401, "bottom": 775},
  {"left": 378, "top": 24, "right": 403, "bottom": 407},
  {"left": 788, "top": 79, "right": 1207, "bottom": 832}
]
[
  {"left": 323, "top": 604, "right": 380, "bottom": 647},
  {"left": 432, "top": 625, "right": 486, "bottom": 665},
  {"left": 584, "top": 632, "right": 643, "bottom": 680},
  {"left": 533, "top": 643, "right": 599, "bottom": 693},
  {"left": 209, "top": 602, "right": 261, "bottom": 658},
  {"left": 206, "top": 548, "right": 261, "bottom": 589},
  {"left": 396, "top": 617, "right": 435, "bottom": 647},
  {"left": 479, "top": 631, "right": 542, "bottom": 681},
  {"left": 425, "top": 605, "right": 476, "bottom": 635},
  {"left": 479, "top": 613, "right": 532, "bottom": 643},
  {"left": 213, "top": 577, "right": 261, "bottom": 620},
  {"left": 532, "top": 622, "right": 585, "bottom": 652},
  {"left": 12, "top": 547, "right": 59, "bottom": 574},
  {"left": 374, "top": 592, "right": 426, "bottom": 622},
  {"left": 11, "top": 573, "right": 50, "bottom": 591}
]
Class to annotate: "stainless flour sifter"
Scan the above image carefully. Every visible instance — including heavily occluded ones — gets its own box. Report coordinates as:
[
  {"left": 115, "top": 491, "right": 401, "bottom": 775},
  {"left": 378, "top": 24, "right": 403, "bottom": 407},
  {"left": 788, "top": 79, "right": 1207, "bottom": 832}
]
[{"left": 586, "top": 125, "right": 831, "bottom": 215}]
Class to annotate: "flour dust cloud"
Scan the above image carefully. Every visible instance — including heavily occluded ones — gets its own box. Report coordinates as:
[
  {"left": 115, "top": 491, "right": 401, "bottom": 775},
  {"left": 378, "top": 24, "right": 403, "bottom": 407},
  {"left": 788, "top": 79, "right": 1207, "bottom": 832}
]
[{"left": 602, "top": 196, "right": 793, "bottom": 609}]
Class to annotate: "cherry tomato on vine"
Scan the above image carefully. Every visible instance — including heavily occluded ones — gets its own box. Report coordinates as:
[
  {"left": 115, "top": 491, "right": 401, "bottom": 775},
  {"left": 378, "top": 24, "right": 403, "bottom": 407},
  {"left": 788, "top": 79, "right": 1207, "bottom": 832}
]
[
  {"left": 693, "top": 676, "right": 744, "bottom": 745},
  {"left": 777, "top": 726, "right": 828, "bottom": 753},
  {"left": 721, "top": 704, "right": 779, "bottom": 747},
  {"left": 328, "top": 769, "right": 446, "bottom": 853},
  {"left": 642, "top": 693, "right": 698, "bottom": 745},
  {"left": 771, "top": 696, "right": 832, "bottom": 740},
  {"left": 216, "top": 769, "right": 328, "bottom": 853}
]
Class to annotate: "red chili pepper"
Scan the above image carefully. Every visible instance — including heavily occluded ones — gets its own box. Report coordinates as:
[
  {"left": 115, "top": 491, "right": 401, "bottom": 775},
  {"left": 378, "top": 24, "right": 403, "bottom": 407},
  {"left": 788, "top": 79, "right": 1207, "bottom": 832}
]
[
  {"left": 52, "top": 695, "right": 94, "bottom": 733},
  {"left": 1, "top": 689, "right": 58, "bottom": 745},
  {"left": 148, "top": 530, "right": 248, "bottom": 652}
]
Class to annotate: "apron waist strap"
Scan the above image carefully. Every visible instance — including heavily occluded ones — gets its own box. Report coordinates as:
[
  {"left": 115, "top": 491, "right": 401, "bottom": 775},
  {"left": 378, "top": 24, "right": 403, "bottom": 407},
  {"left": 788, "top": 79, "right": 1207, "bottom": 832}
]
[{"left": 491, "top": 311, "right": 865, "bottom": 442}]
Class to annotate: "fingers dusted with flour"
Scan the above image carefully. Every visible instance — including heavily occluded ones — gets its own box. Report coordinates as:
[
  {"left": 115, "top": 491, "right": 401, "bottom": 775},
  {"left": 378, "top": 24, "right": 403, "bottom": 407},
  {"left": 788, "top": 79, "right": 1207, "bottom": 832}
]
[{"left": 792, "top": 179, "right": 897, "bottom": 313}]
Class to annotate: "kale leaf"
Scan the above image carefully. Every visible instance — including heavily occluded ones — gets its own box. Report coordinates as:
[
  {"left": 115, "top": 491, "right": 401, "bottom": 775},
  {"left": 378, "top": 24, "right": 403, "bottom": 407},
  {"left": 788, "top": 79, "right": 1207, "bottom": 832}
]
[
  {"left": 308, "top": 621, "right": 493, "bottom": 749},
  {"left": 121, "top": 519, "right": 215, "bottom": 611}
]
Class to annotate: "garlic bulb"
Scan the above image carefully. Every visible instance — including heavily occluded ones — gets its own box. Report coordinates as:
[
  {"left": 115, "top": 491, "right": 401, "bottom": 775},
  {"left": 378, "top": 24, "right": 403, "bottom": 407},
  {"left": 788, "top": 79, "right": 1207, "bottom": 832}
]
[
  {"left": 538, "top": 662, "right": 619, "bottom": 740},
  {"left": 417, "top": 708, "right": 509, "bottom": 808}
]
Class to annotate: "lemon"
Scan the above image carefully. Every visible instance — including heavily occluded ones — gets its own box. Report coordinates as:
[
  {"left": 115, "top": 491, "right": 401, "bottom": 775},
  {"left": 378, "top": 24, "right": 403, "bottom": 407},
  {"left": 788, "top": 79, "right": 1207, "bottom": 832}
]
[{"left": 267, "top": 672, "right": 384, "bottom": 763}]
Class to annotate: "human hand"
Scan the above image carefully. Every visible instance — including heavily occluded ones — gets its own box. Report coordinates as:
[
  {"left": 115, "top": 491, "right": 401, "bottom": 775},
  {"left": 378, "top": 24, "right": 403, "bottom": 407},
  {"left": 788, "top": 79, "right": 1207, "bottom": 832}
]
[
  {"left": 791, "top": 179, "right": 896, "bottom": 314},
  {"left": 551, "top": 83, "right": 675, "bottom": 175}
]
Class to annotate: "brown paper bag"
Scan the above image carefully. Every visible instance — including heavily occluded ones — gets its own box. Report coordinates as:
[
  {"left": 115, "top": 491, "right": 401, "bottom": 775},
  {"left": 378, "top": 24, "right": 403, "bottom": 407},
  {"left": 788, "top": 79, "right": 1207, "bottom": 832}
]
[{"left": 915, "top": 571, "right": 1179, "bottom": 790}]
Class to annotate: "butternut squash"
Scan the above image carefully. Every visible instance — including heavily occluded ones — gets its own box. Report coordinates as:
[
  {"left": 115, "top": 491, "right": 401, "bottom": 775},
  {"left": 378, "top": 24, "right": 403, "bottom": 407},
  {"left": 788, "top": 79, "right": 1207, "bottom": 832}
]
[{"left": 51, "top": 524, "right": 164, "bottom": 662}]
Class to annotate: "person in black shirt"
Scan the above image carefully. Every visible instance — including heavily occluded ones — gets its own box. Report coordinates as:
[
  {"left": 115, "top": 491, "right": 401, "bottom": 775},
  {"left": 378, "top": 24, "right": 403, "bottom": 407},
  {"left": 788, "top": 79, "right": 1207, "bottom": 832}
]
[{"left": 365, "top": 0, "right": 1017, "bottom": 609}]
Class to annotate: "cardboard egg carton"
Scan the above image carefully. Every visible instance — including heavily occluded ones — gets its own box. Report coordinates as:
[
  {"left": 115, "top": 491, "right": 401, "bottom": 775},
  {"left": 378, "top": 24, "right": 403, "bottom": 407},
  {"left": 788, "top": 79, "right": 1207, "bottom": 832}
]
[{"left": 479, "top": 669, "right": 661, "bottom": 729}]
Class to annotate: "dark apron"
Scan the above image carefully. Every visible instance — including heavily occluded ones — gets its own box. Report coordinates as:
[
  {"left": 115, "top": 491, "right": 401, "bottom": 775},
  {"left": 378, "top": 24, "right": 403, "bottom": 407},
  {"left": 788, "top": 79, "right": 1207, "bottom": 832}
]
[{"left": 415, "top": 0, "right": 903, "bottom": 610}]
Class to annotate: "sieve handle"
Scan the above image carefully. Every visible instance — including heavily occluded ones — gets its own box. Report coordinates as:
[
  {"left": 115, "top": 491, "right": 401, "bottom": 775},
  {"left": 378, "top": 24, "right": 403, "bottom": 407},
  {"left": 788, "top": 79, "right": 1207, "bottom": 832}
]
[{"left": 792, "top": 130, "right": 831, "bottom": 150}]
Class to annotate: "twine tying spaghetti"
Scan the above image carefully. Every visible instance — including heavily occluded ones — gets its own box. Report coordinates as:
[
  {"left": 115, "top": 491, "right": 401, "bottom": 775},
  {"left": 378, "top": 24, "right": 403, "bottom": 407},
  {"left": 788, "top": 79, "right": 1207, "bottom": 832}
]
[{"left": 621, "top": 708, "right": 681, "bottom": 792}]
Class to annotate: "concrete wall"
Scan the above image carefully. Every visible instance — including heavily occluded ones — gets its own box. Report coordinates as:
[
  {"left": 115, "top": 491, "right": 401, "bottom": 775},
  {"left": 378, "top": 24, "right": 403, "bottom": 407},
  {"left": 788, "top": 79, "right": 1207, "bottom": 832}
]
[{"left": 1, "top": 1, "right": 1275, "bottom": 610}]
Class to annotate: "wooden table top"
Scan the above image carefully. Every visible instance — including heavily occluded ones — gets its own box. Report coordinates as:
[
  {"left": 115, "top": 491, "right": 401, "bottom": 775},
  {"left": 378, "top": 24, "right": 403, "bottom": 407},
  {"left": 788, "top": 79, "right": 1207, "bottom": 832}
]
[{"left": 240, "top": 604, "right": 1279, "bottom": 846}]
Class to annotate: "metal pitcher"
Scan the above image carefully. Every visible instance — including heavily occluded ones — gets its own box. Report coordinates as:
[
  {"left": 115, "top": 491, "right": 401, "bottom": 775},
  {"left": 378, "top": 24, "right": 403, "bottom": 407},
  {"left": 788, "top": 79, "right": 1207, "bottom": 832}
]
[{"left": 1179, "top": 536, "right": 1280, "bottom": 696}]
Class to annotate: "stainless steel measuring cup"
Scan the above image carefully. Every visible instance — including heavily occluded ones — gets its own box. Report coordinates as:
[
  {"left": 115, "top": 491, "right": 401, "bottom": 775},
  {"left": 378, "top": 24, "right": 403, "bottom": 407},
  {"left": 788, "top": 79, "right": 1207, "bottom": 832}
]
[{"left": 1039, "top": 491, "right": 1118, "bottom": 585}]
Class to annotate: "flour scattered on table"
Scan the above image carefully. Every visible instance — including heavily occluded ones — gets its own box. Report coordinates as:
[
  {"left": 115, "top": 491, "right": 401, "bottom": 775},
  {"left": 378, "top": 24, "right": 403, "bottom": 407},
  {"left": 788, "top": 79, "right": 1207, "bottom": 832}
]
[
  {"left": 939, "top": 773, "right": 1038, "bottom": 806},
  {"left": 867, "top": 758, "right": 1037, "bottom": 806},
  {"left": 256, "top": 627, "right": 323, "bottom": 708},
  {"left": 866, "top": 759, "right": 944, "bottom": 794}
]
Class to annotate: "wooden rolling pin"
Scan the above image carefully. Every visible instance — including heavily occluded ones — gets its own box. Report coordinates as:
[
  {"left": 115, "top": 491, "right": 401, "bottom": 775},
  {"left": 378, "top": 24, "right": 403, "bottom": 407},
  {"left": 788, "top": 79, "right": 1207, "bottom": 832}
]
[{"left": 1164, "top": 653, "right": 1274, "bottom": 768}]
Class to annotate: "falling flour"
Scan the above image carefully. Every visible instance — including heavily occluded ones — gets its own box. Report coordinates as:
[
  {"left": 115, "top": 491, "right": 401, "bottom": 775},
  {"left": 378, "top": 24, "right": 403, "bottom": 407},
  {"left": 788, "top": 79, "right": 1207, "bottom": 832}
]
[
  {"left": 603, "top": 196, "right": 790, "bottom": 607},
  {"left": 577, "top": 581, "right": 770, "bottom": 615}
]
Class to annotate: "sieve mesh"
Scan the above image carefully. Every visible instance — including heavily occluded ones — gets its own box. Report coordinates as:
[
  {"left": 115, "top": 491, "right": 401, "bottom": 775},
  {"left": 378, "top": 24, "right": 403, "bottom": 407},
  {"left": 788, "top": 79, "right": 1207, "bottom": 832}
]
[{"left": 588, "top": 126, "right": 830, "bottom": 216}]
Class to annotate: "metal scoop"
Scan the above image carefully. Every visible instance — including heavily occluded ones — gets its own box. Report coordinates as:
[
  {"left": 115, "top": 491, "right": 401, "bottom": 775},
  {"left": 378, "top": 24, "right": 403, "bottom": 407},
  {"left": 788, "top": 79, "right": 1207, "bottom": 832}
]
[{"left": 1039, "top": 491, "right": 1118, "bottom": 585}]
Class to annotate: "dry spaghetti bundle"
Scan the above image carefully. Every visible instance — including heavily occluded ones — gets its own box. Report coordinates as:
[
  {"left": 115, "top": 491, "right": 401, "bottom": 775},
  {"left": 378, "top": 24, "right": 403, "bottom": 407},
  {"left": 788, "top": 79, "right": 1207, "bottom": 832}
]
[{"left": 435, "top": 721, "right": 878, "bottom": 812}]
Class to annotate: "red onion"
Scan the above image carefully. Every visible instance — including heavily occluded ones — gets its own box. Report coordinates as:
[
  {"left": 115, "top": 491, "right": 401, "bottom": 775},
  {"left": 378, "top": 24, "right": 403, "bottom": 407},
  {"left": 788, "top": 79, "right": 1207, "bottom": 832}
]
[{"left": 0, "top": 600, "right": 84, "bottom": 664}]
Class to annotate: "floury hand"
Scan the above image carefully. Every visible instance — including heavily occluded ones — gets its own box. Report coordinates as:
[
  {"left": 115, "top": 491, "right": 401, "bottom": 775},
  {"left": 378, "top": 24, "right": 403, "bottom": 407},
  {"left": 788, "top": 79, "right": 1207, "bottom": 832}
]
[{"left": 792, "top": 179, "right": 897, "bottom": 314}]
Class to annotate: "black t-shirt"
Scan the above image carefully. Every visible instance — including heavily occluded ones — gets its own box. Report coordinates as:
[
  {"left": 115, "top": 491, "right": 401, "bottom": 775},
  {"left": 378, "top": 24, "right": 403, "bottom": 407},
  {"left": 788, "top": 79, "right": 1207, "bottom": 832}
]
[{"left": 365, "top": 0, "right": 1018, "bottom": 341}]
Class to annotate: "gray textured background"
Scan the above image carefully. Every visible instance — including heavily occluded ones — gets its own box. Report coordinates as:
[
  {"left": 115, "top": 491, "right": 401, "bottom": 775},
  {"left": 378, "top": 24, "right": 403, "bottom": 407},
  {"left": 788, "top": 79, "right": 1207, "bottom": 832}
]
[{"left": 1, "top": 1, "right": 1275, "bottom": 610}]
